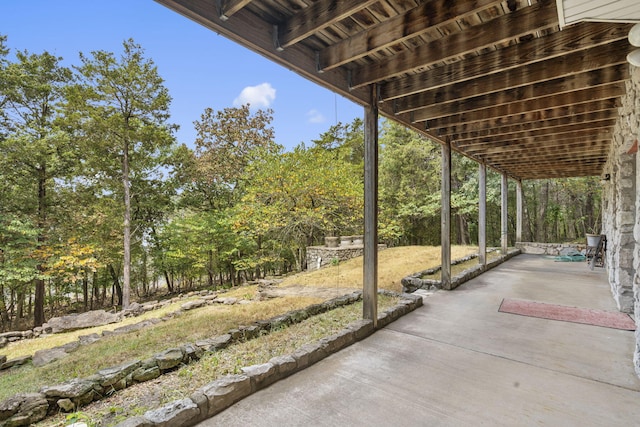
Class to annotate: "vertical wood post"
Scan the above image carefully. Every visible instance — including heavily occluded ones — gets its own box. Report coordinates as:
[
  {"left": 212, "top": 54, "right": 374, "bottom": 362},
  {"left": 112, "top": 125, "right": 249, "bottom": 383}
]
[
  {"left": 501, "top": 173, "right": 509, "bottom": 255},
  {"left": 441, "top": 140, "right": 452, "bottom": 290},
  {"left": 363, "top": 84, "right": 378, "bottom": 326},
  {"left": 478, "top": 162, "right": 487, "bottom": 267},
  {"left": 516, "top": 180, "right": 523, "bottom": 243}
]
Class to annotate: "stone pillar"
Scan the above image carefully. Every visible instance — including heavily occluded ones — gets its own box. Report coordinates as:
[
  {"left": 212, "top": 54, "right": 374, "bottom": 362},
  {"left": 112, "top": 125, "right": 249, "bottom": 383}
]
[
  {"left": 603, "top": 71, "right": 637, "bottom": 315},
  {"left": 604, "top": 65, "right": 640, "bottom": 377},
  {"left": 478, "top": 162, "right": 487, "bottom": 267},
  {"left": 441, "top": 140, "right": 452, "bottom": 289},
  {"left": 501, "top": 173, "right": 508, "bottom": 254},
  {"left": 363, "top": 84, "right": 378, "bottom": 326}
]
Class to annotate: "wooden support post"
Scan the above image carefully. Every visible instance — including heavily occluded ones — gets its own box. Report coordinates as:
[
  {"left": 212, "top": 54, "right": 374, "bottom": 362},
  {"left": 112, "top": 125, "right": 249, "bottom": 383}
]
[
  {"left": 501, "top": 173, "right": 508, "bottom": 255},
  {"left": 441, "top": 140, "right": 451, "bottom": 290},
  {"left": 363, "top": 83, "right": 378, "bottom": 326},
  {"left": 478, "top": 163, "right": 487, "bottom": 267},
  {"left": 516, "top": 180, "right": 523, "bottom": 243}
]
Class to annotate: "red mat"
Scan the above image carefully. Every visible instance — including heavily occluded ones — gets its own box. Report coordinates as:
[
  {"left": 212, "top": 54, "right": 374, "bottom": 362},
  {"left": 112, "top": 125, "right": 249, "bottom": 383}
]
[{"left": 499, "top": 298, "right": 636, "bottom": 331}]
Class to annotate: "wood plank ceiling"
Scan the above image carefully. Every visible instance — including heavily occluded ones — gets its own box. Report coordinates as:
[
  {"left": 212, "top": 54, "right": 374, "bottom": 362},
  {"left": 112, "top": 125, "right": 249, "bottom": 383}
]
[{"left": 156, "top": 0, "right": 637, "bottom": 180}]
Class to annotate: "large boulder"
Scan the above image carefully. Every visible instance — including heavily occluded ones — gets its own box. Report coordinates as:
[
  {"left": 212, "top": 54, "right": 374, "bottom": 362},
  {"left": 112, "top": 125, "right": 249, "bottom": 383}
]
[{"left": 43, "top": 310, "right": 119, "bottom": 334}]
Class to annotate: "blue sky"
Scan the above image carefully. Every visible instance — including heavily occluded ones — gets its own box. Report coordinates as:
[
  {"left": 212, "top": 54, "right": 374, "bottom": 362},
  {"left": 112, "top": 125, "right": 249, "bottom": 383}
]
[{"left": 0, "top": 0, "right": 363, "bottom": 150}]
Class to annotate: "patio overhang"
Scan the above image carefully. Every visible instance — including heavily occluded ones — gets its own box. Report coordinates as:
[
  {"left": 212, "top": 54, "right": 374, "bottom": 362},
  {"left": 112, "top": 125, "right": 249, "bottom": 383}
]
[{"left": 156, "top": 0, "right": 638, "bottom": 180}]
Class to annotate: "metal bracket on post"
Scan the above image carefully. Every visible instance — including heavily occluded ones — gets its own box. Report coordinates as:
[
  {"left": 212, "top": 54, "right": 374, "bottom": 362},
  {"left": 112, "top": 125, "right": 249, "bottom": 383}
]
[
  {"left": 376, "top": 84, "right": 382, "bottom": 104},
  {"left": 216, "top": 0, "right": 229, "bottom": 21},
  {"left": 315, "top": 51, "right": 324, "bottom": 73},
  {"left": 425, "top": 120, "right": 430, "bottom": 131},
  {"left": 273, "top": 25, "right": 284, "bottom": 52},
  {"left": 347, "top": 69, "right": 353, "bottom": 90},
  {"left": 393, "top": 99, "right": 399, "bottom": 115}
]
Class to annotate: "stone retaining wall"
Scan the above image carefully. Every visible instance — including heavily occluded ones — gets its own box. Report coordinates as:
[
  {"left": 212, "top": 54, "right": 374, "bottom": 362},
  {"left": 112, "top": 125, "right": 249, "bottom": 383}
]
[
  {"left": 515, "top": 242, "right": 586, "bottom": 256},
  {"left": 401, "top": 249, "right": 520, "bottom": 292},
  {"left": 0, "top": 291, "right": 422, "bottom": 427},
  {"left": 306, "top": 244, "right": 387, "bottom": 271}
]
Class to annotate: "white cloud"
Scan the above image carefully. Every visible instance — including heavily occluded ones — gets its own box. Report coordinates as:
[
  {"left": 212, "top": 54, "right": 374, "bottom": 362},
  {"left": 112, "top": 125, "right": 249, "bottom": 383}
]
[
  {"left": 233, "top": 83, "right": 276, "bottom": 108},
  {"left": 306, "top": 109, "right": 325, "bottom": 124}
]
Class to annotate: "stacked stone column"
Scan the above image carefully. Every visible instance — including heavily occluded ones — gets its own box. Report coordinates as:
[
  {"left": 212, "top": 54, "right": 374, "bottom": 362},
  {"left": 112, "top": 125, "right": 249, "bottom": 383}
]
[{"left": 604, "top": 65, "right": 640, "bottom": 375}]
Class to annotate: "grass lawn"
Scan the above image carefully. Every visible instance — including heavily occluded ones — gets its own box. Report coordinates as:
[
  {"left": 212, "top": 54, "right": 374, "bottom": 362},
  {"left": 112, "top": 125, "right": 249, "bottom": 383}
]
[{"left": 281, "top": 245, "right": 479, "bottom": 292}]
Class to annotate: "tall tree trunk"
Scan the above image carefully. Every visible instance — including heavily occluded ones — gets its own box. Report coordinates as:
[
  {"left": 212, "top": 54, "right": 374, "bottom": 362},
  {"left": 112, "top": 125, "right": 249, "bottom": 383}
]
[
  {"left": 141, "top": 251, "right": 148, "bottom": 297},
  {"left": 16, "top": 290, "right": 24, "bottom": 319},
  {"left": 122, "top": 138, "right": 131, "bottom": 309},
  {"left": 537, "top": 181, "right": 549, "bottom": 242},
  {"left": 108, "top": 264, "right": 123, "bottom": 307},
  {"left": 164, "top": 270, "right": 174, "bottom": 293},
  {"left": 207, "top": 249, "right": 214, "bottom": 289},
  {"left": 34, "top": 167, "right": 47, "bottom": 327},
  {"left": 0, "top": 285, "right": 11, "bottom": 330},
  {"left": 83, "top": 271, "right": 89, "bottom": 311}
]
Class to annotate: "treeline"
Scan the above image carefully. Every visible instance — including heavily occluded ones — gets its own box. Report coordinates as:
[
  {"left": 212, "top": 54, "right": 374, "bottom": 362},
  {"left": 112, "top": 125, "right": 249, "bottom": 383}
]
[{"left": 0, "top": 36, "right": 600, "bottom": 331}]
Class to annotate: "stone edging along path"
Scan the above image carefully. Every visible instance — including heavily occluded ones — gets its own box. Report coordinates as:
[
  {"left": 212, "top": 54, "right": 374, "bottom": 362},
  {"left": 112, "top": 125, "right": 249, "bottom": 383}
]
[
  {"left": 401, "top": 249, "right": 521, "bottom": 292},
  {"left": 0, "top": 290, "right": 423, "bottom": 427}
]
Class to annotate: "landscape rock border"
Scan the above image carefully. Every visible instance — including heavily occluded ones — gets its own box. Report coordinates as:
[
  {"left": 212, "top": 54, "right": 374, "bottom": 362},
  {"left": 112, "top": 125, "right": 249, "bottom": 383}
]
[
  {"left": 401, "top": 249, "right": 521, "bottom": 292},
  {"left": 1, "top": 291, "right": 245, "bottom": 371},
  {"left": 112, "top": 291, "right": 423, "bottom": 427},
  {"left": 0, "top": 290, "right": 422, "bottom": 427}
]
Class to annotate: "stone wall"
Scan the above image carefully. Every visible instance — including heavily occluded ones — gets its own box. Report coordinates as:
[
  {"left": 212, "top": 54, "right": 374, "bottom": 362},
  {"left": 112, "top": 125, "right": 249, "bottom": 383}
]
[
  {"left": 516, "top": 242, "right": 586, "bottom": 256},
  {"left": 306, "top": 244, "right": 386, "bottom": 271},
  {"left": 601, "top": 64, "right": 640, "bottom": 376}
]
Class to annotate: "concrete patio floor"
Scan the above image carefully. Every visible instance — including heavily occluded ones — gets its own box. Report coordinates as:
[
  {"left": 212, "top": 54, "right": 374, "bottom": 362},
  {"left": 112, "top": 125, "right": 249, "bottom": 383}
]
[{"left": 199, "top": 254, "right": 640, "bottom": 426}]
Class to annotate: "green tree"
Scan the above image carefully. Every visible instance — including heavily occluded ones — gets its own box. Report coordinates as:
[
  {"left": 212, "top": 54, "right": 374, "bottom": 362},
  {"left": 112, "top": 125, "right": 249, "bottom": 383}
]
[
  {"left": 239, "top": 144, "right": 363, "bottom": 270},
  {"left": 0, "top": 215, "right": 39, "bottom": 329},
  {"left": 312, "top": 118, "right": 364, "bottom": 168},
  {"left": 0, "top": 47, "right": 74, "bottom": 326},
  {"left": 66, "top": 39, "right": 177, "bottom": 308},
  {"left": 379, "top": 120, "right": 441, "bottom": 245},
  {"left": 191, "top": 105, "right": 280, "bottom": 210}
]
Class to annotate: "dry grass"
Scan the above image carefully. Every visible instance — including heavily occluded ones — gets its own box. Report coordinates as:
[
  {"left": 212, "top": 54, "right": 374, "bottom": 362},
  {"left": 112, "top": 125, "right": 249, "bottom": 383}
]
[
  {"left": 282, "top": 245, "right": 479, "bottom": 292},
  {"left": 3, "top": 299, "right": 191, "bottom": 360},
  {"left": 0, "top": 293, "right": 322, "bottom": 401},
  {"left": 427, "top": 250, "right": 502, "bottom": 280},
  {"left": 38, "top": 295, "right": 400, "bottom": 427}
]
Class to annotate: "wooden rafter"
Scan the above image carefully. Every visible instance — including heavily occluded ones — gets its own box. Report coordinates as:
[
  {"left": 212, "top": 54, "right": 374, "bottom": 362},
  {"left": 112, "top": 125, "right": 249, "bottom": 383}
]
[
  {"left": 318, "top": 0, "right": 504, "bottom": 71},
  {"left": 380, "top": 23, "right": 631, "bottom": 102},
  {"left": 218, "top": 0, "right": 253, "bottom": 20},
  {"left": 276, "top": 0, "right": 378, "bottom": 50},
  {"left": 349, "top": 0, "right": 558, "bottom": 89}
]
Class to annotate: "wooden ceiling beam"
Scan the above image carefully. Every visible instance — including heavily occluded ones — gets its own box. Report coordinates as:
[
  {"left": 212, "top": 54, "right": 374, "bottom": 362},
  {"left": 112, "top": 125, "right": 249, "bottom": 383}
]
[
  {"left": 455, "top": 119, "right": 615, "bottom": 146},
  {"left": 318, "top": 0, "right": 503, "bottom": 71},
  {"left": 277, "top": 0, "right": 378, "bottom": 49},
  {"left": 218, "top": 0, "right": 253, "bottom": 20},
  {"left": 409, "top": 67, "right": 627, "bottom": 121},
  {"left": 484, "top": 151, "right": 608, "bottom": 165},
  {"left": 381, "top": 22, "right": 630, "bottom": 102},
  {"left": 395, "top": 46, "right": 629, "bottom": 115},
  {"left": 450, "top": 111, "right": 618, "bottom": 141},
  {"left": 467, "top": 139, "right": 609, "bottom": 156},
  {"left": 349, "top": 0, "right": 558, "bottom": 89},
  {"left": 412, "top": 86, "right": 625, "bottom": 127},
  {"left": 505, "top": 163, "right": 605, "bottom": 174},
  {"left": 458, "top": 129, "right": 612, "bottom": 150},
  {"left": 436, "top": 100, "right": 619, "bottom": 135}
]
